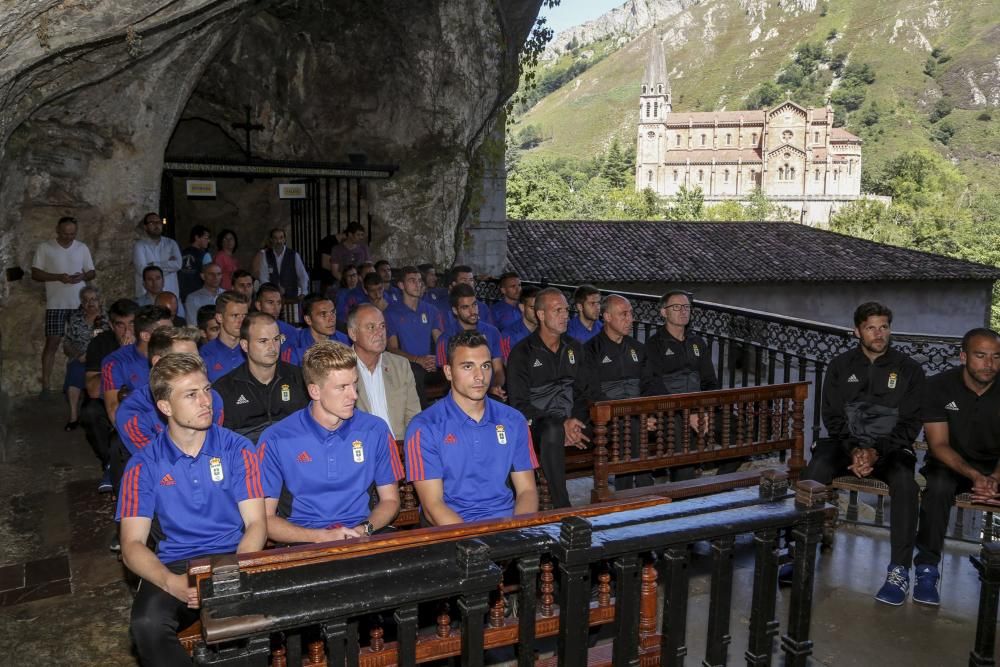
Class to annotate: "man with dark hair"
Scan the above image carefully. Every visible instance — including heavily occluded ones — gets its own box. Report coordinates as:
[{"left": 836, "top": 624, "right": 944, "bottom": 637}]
[
  {"left": 361, "top": 271, "right": 388, "bottom": 311},
  {"left": 258, "top": 341, "right": 403, "bottom": 543},
  {"left": 444, "top": 265, "right": 494, "bottom": 328},
  {"left": 137, "top": 265, "right": 186, "bottom": 317},
  {"left": 179, "top": 224, "right": 212, "bottom": 300},
  {"left": 406, "top": 331, "right": 538, "bottom": 524},
  {"left": 133, "top": 212, "right": 182, "bottom": 301},
  {"left": 436, "top": 283, "right": 506, "bottom": 398},
  {"left": 199, "top": 291, "right": 249, "bottom": 381},
  {"left": 81, "top": 298, "right": 138, "bottom": 492},
  {"left": 213, "top": 312, "right": 309, "bottom": 443},
  {"left": 375, "top": 259, "right": 402, "bottom": 305},
  {"left": 32, "top": 217, "right": 98, "bottom": 391},
  {"left": 282, "top": 293, "right": 351, "bottom": 365},
  {"left": 184, "top": 263, "right": 224, "bottom": 325},
  {"left": 419, "top": 263, "right": 447, "bottom": 309},
  {"left": 911, "top": 328, "right": 1000, "bottom": 607},
  {"left": 782, "top": 301, "right": 924, "bottom": 606},
  {"left": 586, "top": 295, "right": 652, "bottom": 489},
  {"left": 349, "top": 303, "right": 421, "bottom": 439},
  {"left": 327, "top": 222, "right": 370, "bottom": 283},
  {"left": 491, "top": 272, "right": 523, "bottom": 332},
  {"left": 255, "top": 282, "right": 299, "bottom": 343},
  {"left": 507, "top": 287, "right": 597, "bottom": 508},
  {"left": 501, "top": 285, "right": 540, "bottom": 360},
  {"left": 101, "top": 305, "right": 173, "bottom": 421},
  {"left": 386, "top": 266, "right": 443, "bottom": 372},
  {"left": 257, "top": 227, "right": 309, "bottom": 302},
  {"left": 231, "top": 270, "right": 255, "bottom": 302},
  {"left": 567, "top": 284, "right": 603, "bottom": 343},
  {"left": 196, "top": 305, "right": 220, "bottom": 344},
  {"left": 117, "top": 352, "right": 265, "bottom": 667}
]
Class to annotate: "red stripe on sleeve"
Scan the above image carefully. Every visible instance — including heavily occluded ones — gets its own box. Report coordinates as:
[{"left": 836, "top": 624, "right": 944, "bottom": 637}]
[
  {"left": 415, "top": 429, "right": 425, "bottom": 481},
  {"left": 129, "top": 417, "right": 150, "bottom": 448},
  {"left": 527, "top": 428, "right": 540, "bottom": 469},
  {"left": 217, "top": 408, "right": 225, "bottom": 426},
  {"left": 242, "top": 449, "right": 262, "bottom": 499},
  {"left": 388, "top": 434, "right": 404, "bottom": 480},
  {"left": 436, "top": 339, "right": 445, "bottom": 367},
  {"left": 131, "top": 464, "right": 142, "bottom": 517}
]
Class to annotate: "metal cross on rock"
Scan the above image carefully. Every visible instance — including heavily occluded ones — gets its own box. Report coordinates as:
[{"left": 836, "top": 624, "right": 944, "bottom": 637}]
[{"left": 232, "top": 105, "right": 265, "bottom": 162}]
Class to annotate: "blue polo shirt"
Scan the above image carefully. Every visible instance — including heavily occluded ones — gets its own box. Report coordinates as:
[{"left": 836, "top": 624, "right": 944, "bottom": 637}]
[
  {"left": 385, "top": 285, "right": 403, "bottom": 305},
  {"left": 491, "top": 301, "right": 522, "bottom": 333},
  {"left": 443, "top": 299, "right": 495, "bottom": 329},
  {"left": 200, "top": 337, "right": 246, "bottom": 382},
  {"left": 567, "top": 316, "right": 603, "bottom": 343},
  {"left": 422, "top": 288, "right": 448, "bottom": 311},
  {"left": 101, "top": 344, "right": 150, "bottom": 394},
  {"left": 116, "top": 424, "right": 261, "bottom": 565},
  {"left": 500, "top": 320, "right": 532, "bottom": 361},
  {"left": 405, "top": 393, "right": 537, "bottom": 522},
  {"left": 385, "top": 300, "right": 443, "bottom": 356},
  {"left": 116, "top": 385, "right": 225, "bottom": 456},
  {"left": 281, "top": 328, "right": 351, "bottom": 365},
  {"left": 435, "top": 321, "right": 504, "bottom": 368},
  {"left": 276, "top": 319, "right": 300, "bottom": 344},
  {"left": 336, "top": 287, "right": 367, "bottom": 322},
  {"left": 257, "top": 406, "right": 404, "bottom": 528}
]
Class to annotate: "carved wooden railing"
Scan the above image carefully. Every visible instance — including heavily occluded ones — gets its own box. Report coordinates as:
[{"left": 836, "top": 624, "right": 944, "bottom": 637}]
[
  {"left": 185, "top": 476, "right": 829, "bottom": 667},
  {"left": 588, "top": 382, "right": 809, "bottom": 504}
]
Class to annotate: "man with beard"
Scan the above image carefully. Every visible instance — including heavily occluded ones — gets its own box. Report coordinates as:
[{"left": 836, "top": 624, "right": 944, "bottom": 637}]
[
  {"left": 213, "top": 312, "right": 309, "bottom": 443},
  {"left": 406, "top": 331, "right": 538, "bottom": 525},
  {"left": 258, "top": 341, "right": 403, "bottom": 543},
  {"left": 782, "top": 302, "right": 924, "bottom": 606},
  {"left": 435, "top": 283, "right": 505, "bottom": 398},
  {"left": 912, "top": 328, "right": 1000, "bottom": 607},
  {"left": 117, "top": 353, "right": 265, "bottom": 667}
]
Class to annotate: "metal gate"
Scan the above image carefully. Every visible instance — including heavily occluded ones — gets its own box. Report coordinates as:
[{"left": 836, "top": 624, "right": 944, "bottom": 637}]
[{"left": 289, "top": 176, "right": 372, "bottom": 277}]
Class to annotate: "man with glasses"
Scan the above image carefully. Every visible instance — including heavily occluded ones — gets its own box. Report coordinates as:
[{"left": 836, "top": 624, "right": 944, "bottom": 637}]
[
  {"left": 132, "top": 212, "right": 182, "bottom": 301},
  {"left": 31, "top": 216, "right": 96, "bottom": 394}
]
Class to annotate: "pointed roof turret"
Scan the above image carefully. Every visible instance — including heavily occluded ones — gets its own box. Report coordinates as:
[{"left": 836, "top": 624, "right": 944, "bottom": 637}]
[{"left": 642, "top": 34, "right": 669, "bottom": 94}]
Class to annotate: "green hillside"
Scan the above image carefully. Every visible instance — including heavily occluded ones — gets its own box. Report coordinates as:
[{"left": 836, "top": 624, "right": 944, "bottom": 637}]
[{"left": 512, "top": 0, "right": 1000, "bottom": 192}]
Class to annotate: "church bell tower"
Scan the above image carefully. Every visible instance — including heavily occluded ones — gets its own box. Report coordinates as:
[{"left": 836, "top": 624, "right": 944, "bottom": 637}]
[{"left": 636, "top": 34, "right": 671, "bottom": 192}]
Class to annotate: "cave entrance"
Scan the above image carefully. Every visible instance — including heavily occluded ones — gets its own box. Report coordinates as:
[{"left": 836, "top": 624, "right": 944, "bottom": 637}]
[{"left": 160, "top": 158, "right": 397, "bottom": 281}]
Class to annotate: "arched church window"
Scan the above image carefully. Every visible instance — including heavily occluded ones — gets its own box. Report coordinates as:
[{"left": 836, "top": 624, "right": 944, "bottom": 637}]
[
  {"left": 833, "top": 169, "right": 839, "bottom": 181},
  {"left": 698, "top": 169, "right": 704, "bottom": 182},
  {"left": 815, "top": 169, "right": 820, "bottom": 181},
  {"left": 778, "top": 167, "right": 784, "bottom": 180},
  {"left": 700, "top": 134, "right": 706, "bottom": 146},
  {"left": 646, "top": 102, "right": 651, "bottom": 118},
  {"left": 648, "top": 170, "right": 654, "bottom": 183},
  {"left": 814, "top": 131, "right": 820, "bottom": 143},
  {"left": 789, "top": 166, "right": 795, "bottom": 179},
  {"left": 642, "top": 85, "right": 647, "bottom": 94},
  {"left": 675, "top": 134, "right": 681, "bottom": 146},
  {"left": 848, "top": 160, "right": 853, "bottom": 175},
  {"left": 647, "top": 131, "right": 656, "bottom": 139},
  {"left": 654, "top": 101, "right": 659, "bottom": 116},
  {"left": 724, "top": 169, "right": 730, "bottom": 182},
  {"left": 726, "top": 133, "right": 732, "bottom": 145},
  {"left": 673, "top": 170, "right": 679, "bottom": 182},
  {"left": 658, "top": 84, "right": 663, "bottom": 94},
  {"left": 752, "top": 132, "right": 758, "bottom": 144}
]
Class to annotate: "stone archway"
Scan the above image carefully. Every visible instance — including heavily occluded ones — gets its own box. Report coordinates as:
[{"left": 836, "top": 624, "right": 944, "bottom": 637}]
[{"left": 0, "top": 0, "right": 542, "bottom": 395}]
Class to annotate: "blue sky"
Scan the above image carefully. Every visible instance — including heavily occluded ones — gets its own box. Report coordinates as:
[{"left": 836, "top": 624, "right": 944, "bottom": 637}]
[{"left": 539, "top": 0, "right": 625, "bottom": 35}]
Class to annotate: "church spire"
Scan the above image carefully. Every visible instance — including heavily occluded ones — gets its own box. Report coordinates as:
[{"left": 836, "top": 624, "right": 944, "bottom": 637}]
[{"left": 642, "top": 34, "right": 669, "bottom": 96}]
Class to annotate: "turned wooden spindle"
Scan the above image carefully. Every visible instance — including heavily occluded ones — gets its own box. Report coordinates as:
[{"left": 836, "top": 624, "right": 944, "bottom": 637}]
[
  {"left": 610, "top": 417, "right": 621, "bottom": 462},
  {"left": 655, "top": 410, "right": 665, "bottom": 457},
  {"left": 540, "top": 560, "right": 555, "bottom": 617},
  {"left": 271, "top": 646, "right": 287, "bottom": 667},
  {"left": 370, "top": 624, "right": 384, "bottom": 652},
  {"left": 308, "top": 640, "right": 324, "bottom": 664},
  {"left": 597, "top": 568, "right": 612, "bottom": 607},
  {"left": 490, "top": 581, "right": 506, "bottom": 628},
  {"left": 639, "top": 561, "right": 658, "bottom": 637},
  {"left": 401, "top": 481, "right": 418, "bottom": 510},
  {"left": 622, "top": 416, "right": 631, "bottom": 462},
  {"left": 437, "top": 602, "right": 452, "bottom": 638}
]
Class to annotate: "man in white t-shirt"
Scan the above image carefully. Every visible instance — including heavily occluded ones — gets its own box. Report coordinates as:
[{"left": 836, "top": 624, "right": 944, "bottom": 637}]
[
  {"left": 132, "top": 212, "right": 182, "bottom": 299},
  {"left": 31, "top": 216, "right": 96, "bottom": 393}
]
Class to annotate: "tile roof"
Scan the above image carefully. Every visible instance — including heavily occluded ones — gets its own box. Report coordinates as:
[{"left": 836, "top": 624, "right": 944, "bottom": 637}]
[
  {"left": 506, "top": 220, "right": 1000, "bottom": 284},
  {"left": 831, "top": 128, "right": 862, "bottom": 142}
]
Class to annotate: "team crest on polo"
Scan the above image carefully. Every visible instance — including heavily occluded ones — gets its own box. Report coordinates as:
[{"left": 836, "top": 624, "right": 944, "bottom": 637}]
[
  {"left": 888, "top": 373, "right": 897, "bottom": 389},
  {"left": 209, "top": 457, "right": 224, "bottom": 482},
  {"left": 692, "top": 344, "right": 700, "bottom": 357},
  {"left": 567, "top": 349, "right": 576, "bottom": 365},
  {"left": 281, "top": 384, "right": 291, "bottom": 402},
  {"left": 352, "top": 440, "right": 365, "bottom": 463},
  {"left": 421, "top": 313, "right": 428, "bottom": 324},
  {"left": 496, "top": 425, "right": 508, "bottom": 445},
  {"left": 630, "top": 348, "right": 638, "bottom": 362}
]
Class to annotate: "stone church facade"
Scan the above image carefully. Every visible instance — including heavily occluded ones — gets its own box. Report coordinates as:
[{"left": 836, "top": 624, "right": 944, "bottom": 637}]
[{"left": 634, "top": 38, "right": 865, "bottom": 225}]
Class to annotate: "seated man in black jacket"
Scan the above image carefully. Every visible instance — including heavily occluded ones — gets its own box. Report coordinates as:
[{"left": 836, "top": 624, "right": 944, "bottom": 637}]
[
  {"left": 213, "top": 312, "right": 309, "bottom": 443},
  {"left": 507, "top": 288, "right": 597, "bottom": 508},
  {"left": 784, "top": 301, "right": 924, "bottom": 607}
]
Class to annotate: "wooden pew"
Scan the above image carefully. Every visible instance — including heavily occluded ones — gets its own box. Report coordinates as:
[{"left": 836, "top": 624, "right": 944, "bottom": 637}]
[{"left": 549, "top": 381, "right": 809, "bottom": 507}]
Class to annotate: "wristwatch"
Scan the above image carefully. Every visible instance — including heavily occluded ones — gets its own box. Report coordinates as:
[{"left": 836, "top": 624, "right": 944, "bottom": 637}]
[{"left": 361, "top": 521, "right": 375, "bottom": 536}]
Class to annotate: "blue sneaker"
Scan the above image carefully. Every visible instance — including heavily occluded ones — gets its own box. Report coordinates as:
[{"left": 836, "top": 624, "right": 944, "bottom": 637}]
[
  {"left": 913, "top": 565, "right": 940, "bottom": 606},
  {"left": 874, "top": 565, "right": 909, "bottom": 606},
  {"left": 98, "top": 465, "right": 113, "bottom": 494},
  {"left": 778, "top": 562, "right": 794, "bottom": 586}
]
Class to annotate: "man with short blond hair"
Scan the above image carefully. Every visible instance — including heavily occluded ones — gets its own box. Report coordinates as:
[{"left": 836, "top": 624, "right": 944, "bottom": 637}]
[
  {"left": 199, "top": 291, "right": 248, "bottom": 381},
  {"left": 117, "top": 352, "right": 265, "bottom": 667},
  {"left": 258, "top": 341, "right": 403, "bottom": 543}
]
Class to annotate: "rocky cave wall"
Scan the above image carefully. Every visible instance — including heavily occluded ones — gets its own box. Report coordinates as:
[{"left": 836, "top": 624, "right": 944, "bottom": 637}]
[{"left": 0, "top": 0, "right": 541, "bottom": 395}]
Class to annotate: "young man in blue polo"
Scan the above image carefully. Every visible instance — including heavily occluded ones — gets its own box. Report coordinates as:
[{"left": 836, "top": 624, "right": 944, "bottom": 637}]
[
  {"left": 406, "top": 331, "right": 538, "bottom": 525},
  {"left": 281, "top": 293, "right": 351, "bottom": 366},
  {"left": 258, "top": 340, "right": 403, "bottom": 543},
  {"left": 101, "top": 304, "right": 174, "bottom": 421},
  {"left": 435, "top": 283, "right": 506, "bottom": 399},
  {"left": 117, "top": 353, "right": 266, "bottom": 667},
  {"left": 386, "top": 265, "right": 443, "bottom": 371},
  {"left": 199, "top": 291, "right": 249, "bottom": 381}
]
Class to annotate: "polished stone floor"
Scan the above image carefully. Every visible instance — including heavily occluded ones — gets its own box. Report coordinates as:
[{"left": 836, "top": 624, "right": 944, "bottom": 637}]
[{"left": 0, "top": 394, "right": 991, "bottom": 665}]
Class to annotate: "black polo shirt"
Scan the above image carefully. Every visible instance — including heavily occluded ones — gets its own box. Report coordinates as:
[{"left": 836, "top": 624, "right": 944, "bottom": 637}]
[
  {"left": 507, "top": 330, "right": 596, "bottom": 424},
  {"left": 585, "top": 330, "right": 645, "bottom": 400},
  {"left": 923, "top": 366, "right": 1000, "bottom": 473},
  {"left": 85, "top": 329, "right": 120, "bottom": 373},
  {"left": 213, "top": 361, "right": 309, "bottom": 443},
  {"left": 641, "top": 328, "right": 719, "bottom": 396}
]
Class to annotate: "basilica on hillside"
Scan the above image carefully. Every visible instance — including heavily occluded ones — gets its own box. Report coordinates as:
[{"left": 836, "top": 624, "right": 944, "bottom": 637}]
[{"left": 634, "top": 37, "right": 866, "bottom": 225}]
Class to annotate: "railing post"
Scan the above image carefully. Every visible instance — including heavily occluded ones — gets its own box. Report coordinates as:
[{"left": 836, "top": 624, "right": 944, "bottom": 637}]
[
  {"left": 517, "top": 556, "right": 541, "bottom": 667},
  {"left": 781, "top": 480, "right": 826, "bottom": 667},
  {"left": 660, "top": 546, "right": 691, "bottom": 667},
  {"left": 394, "top": 605, "right": 419, "bottom": 667},
  {"left": 970, "top": 542, "right": 1000, "bottom": 666},
  {"left": 592, "top": 403, "right": 612, "bottom": 503},
  {"left": 703, "top": 534, "right": 736, "bottom": 667},
  {"left": 556, "top": 516, "right": 594, "bottom": 667},
  {"left": 788, "top": 383, "right": 808, "bottom": 482},
  {"left": 322, "top": 620, "right": 348, "bottom": 667},
  {"left": 612, "top": 554, "right": 642, "bottom": 667},
  {"left": 456, "top": 539, "right": 494, "bottom": 667}
]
